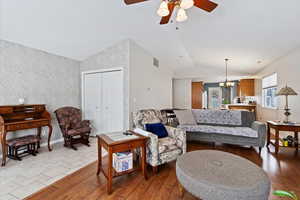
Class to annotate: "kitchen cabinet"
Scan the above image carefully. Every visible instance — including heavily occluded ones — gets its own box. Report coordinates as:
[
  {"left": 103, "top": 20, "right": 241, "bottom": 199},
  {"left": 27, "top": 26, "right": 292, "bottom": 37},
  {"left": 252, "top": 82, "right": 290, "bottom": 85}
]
[
  {"left": 192, "top": 82, "right": 204, "bottom": 109},
  {"left": 239, "top": 79, "right": 255, "bottom": 96}
]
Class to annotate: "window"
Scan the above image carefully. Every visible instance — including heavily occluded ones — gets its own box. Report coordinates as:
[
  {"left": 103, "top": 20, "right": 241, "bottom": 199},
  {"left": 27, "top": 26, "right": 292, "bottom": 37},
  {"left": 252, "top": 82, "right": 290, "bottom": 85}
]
[{"left": 262, "top": 73, "right": 277, "bottom": 108}]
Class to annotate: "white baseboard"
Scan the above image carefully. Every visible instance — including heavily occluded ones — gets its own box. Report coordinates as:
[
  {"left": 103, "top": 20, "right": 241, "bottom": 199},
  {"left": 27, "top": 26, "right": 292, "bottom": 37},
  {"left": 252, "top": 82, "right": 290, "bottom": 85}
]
[{"left": 39, "top": 138, "right": 64, "bottom": 147}]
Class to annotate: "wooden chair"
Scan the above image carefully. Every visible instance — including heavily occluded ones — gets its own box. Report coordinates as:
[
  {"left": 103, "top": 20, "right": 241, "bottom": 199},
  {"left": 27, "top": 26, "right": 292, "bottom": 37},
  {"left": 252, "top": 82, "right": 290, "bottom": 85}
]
[{"left": 54, "top": 107, "right": 91, "bottom": 150}]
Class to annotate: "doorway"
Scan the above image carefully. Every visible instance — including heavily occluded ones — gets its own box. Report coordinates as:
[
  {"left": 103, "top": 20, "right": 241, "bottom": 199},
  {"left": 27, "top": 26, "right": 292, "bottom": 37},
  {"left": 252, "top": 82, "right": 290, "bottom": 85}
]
[{"left": 208, "top": 87, "right": 222, "bottom": 109}]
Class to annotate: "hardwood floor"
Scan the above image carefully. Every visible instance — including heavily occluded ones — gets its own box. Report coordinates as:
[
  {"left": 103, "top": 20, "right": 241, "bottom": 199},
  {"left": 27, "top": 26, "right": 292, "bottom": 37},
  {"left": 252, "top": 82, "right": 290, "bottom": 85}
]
[{"left": 25, "top": 142, "right": 300, "bottom": 200}]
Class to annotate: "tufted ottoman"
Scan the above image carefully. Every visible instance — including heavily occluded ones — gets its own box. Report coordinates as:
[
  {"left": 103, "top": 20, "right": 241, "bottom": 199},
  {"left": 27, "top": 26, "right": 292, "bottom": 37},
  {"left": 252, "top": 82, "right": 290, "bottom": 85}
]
[{"left": 176, "top": 150, "right": 270, "bottom": 200}]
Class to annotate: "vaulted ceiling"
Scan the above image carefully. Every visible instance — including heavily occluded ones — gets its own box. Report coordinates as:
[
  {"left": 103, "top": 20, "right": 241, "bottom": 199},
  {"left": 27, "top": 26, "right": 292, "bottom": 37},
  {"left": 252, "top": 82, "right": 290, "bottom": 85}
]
[{"left": 1, "top": 0, "right": 300, "bottom": 81}]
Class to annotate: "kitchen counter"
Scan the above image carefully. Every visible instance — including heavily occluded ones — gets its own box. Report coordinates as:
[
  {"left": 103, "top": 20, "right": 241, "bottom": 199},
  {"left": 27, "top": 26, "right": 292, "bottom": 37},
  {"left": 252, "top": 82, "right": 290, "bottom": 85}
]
[
  {"left": 226, "top": 104, "right": 257, "bottom": 117},
  {"left": 227, "top": 104, "right": 256, "bottom": 107}
]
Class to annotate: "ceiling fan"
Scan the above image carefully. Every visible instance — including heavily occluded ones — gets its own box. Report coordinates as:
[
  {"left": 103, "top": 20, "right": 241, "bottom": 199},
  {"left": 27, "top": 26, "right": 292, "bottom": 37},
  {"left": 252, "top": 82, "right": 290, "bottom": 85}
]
[{"left": 124, "top": 0, "right": 218, "bottom": 25}]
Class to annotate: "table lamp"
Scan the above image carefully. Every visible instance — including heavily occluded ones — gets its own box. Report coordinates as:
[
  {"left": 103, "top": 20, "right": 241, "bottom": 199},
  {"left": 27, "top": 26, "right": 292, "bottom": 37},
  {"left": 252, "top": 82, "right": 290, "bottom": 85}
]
[{"left": 276, "top": 85, "right": 298, "bottom": 123}]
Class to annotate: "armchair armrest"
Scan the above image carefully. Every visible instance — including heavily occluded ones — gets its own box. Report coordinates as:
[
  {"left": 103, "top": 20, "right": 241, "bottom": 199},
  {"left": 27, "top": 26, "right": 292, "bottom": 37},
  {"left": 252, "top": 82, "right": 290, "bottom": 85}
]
[
  {"left": 251, "top": 121, "right": 267, "bottom": 147},
  {"left": 80, "top": 120, "right": 90, "bottom": 127},
  {"left": 165, "top": 126, "right": 186, "bottom": 154},
  {"left": 72, "top": 120, "right": 90, "bottom": 129},
  {"left": 133, "top": 128, "right": 159, "bottom": 166}
]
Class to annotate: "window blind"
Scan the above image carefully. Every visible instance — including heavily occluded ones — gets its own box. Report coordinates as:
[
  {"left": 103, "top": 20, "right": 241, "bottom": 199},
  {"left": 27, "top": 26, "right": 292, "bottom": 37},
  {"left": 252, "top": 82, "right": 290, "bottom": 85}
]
[{"left": 262, "top": 73, "right": 277, "bottom": 88}]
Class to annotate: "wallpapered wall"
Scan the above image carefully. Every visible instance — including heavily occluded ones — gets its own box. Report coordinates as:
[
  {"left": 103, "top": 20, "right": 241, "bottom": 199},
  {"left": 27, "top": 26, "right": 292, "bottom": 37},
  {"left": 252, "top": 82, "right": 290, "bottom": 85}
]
[{"left": 0, "top": 40, "right": 81, "bottom": 147}]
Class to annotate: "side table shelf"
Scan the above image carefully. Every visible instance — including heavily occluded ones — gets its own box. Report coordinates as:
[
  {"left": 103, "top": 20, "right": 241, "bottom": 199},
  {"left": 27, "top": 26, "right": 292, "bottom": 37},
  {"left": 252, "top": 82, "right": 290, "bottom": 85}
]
[
  {"left": 96, "top": 131, "right": 148, "bottom": 194},
  {"left": 267, "top": 121, "right": 300, "bottom": 154}
]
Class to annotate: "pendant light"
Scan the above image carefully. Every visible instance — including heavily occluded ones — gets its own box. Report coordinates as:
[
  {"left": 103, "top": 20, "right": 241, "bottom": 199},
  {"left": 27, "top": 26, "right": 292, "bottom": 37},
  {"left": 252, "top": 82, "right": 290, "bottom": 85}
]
[{"left": 219, "top": 59, "right": 235, "bottom": 87}]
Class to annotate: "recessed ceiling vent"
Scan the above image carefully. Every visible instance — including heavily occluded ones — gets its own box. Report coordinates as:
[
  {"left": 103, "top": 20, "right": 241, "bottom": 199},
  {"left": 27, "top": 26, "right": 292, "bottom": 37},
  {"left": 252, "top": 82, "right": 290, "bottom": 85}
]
[{"left": 153, "top": 57, "right": 159, "bottom": 68}]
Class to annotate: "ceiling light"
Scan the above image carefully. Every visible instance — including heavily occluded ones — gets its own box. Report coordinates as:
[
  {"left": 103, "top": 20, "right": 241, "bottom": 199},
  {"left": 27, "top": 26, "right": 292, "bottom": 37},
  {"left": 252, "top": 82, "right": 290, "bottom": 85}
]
[
  {"left": 157, "top": 1, "right": 170, "bottom": 17},
  {"left": 180, "top": 0, "right": 194, "bottom": 9},
  {"left": 176, "top": 8, "right": 188, "bottom": 22},
  {"left": 219, "top": 58, "right": 235, "bottom": 87}
]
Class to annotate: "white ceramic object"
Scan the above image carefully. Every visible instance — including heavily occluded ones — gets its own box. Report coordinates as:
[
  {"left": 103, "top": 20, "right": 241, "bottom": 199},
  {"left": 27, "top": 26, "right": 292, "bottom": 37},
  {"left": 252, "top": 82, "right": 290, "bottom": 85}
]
[{"left": 18, "top": 98, "right": 25, "bottom": 105}]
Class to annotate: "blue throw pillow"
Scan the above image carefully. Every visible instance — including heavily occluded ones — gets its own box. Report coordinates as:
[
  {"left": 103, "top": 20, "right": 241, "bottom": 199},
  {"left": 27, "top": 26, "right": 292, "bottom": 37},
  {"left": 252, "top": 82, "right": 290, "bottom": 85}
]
[{"left": 145, "top": 123, "right": 168, "bottom": 138}]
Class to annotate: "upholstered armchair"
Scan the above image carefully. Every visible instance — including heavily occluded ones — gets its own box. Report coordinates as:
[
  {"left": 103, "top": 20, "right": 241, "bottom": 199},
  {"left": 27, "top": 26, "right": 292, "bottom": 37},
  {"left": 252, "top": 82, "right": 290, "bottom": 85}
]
[
  {"left": 54, "top": 107, "right": 91, "bottom": 150},
  {"left": 133, "top": 109, "right": 186, "bottom": 173}
]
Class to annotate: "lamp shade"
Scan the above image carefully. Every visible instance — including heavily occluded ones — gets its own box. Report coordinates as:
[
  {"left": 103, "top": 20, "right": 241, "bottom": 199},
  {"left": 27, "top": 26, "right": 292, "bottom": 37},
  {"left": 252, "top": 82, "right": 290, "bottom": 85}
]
[
  {"left": 157, "top": 1, "right": 169, "bottom": 17},
  {"left": 180, "top": 0, "right": 194, "bottom": 9},
  {"left": 176, "top": 8, "right": 188, "bottom": 22},
  {"left": 219, "top": 81, "right": 235, "bottom": 87},
  {"left": 276, "top": 86, "right": 298, "bottom": 96}
]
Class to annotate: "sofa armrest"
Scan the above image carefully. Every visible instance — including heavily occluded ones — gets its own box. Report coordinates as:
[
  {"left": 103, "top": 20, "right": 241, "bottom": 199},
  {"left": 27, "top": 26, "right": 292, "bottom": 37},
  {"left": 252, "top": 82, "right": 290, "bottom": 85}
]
[
  {"left": 251, "top": 121, "right": 267, "bottom": 147},
  {"left": 165, "top": 126, "right": 186, "bottom": 154}
]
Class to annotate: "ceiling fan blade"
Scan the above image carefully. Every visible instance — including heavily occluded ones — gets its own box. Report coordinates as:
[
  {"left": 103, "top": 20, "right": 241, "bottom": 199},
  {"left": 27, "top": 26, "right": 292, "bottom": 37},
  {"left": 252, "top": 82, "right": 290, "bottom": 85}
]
[
  {"left": 194, "top": 0, "right": 218, "bottom": 12},
  {"left": 160, "top": 3, "right": 175, "bottom": 25},
  {"left": 124, "top": 0, "right": 148, "bottom": 5}
]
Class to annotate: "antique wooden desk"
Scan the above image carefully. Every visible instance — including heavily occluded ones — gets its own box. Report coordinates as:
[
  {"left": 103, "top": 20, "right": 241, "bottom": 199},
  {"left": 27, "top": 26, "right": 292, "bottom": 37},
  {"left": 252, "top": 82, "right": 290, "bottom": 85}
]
[
  {"left": 96, "top": 131, "right": 148, "bottom": 194},
  {"left": 0, "top": 104, "right": 52, "bottom": 166},
  {"left": 267, "top": 121, "right": 300, "bottom": 154}
]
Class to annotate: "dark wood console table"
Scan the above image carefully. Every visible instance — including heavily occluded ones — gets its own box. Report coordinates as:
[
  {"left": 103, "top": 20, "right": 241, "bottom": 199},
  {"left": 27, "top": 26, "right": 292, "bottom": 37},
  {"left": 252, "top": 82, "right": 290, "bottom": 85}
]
[
  {"left": 267, "top": 121, "right": 300, "bottom": 154},
  {"left": 0, "top": 104, "right": 52, "bottom": 166},
  {"left": 96, "top": 131, "right": 148, "bottom": 194}
]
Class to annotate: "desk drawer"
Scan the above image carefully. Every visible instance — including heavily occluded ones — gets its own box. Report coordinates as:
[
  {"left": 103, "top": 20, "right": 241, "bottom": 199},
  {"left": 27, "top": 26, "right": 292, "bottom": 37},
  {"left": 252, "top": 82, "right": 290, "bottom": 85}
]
[
  {"left": 0, "top": 107, "right": 13, "bottom": 114},
  {"left": 6, "top": 121, "right": 50, "bottom": 131}
]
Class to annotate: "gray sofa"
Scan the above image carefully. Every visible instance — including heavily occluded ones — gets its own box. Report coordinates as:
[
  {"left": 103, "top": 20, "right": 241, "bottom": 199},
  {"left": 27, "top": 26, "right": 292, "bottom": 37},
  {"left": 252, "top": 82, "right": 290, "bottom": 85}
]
[{"left": 176, "top": 109, "right": 266, "bottom": 152}]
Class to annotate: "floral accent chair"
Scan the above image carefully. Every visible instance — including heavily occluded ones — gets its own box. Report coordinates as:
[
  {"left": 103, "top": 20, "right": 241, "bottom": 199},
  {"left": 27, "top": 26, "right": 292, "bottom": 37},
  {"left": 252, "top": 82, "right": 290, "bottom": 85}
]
[
  {"left": 133, "top": 109, "right": 186, "bottom": 173},
  {"left": 54, "top": 107, "right": 91, "bottom": 150}
]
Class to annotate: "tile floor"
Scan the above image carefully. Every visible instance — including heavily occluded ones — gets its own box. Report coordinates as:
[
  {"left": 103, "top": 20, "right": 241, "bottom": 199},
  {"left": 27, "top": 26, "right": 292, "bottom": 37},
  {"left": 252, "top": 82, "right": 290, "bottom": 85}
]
[{"left": 0, "top": 137, "right": 101, "bottom": 200}]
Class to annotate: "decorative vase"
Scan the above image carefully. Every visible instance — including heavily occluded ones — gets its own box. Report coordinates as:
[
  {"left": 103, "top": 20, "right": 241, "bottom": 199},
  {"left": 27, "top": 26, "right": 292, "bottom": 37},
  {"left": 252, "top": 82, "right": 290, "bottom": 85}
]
[{"left": 18, "top": 98, "right": 25, "bottom": 105}]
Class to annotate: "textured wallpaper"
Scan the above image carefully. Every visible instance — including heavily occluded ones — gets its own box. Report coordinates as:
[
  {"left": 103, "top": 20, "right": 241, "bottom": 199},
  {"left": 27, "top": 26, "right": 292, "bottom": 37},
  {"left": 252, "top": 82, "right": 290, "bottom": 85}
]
[{"left": 0, "top": 40, "right": 81, "bottom": 147}]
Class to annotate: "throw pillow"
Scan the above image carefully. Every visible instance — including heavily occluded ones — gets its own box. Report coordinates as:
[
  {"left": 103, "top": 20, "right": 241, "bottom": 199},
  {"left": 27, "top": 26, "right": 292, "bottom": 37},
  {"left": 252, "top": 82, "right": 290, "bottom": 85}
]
[
  {"left": 174, "top": 110, "right": 197, "bottom": 125},
  {"left": 145, "top": 123, "right": 168, "bottom": 138}
]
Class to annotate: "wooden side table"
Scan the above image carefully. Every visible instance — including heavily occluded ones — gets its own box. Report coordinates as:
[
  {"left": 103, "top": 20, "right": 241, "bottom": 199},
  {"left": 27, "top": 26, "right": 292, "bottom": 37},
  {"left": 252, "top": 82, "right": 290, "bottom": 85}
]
[
  {"left": 96, "top": 131, "right": 148, "bottom": 194},
  {"left": 267, "top": 121, "right": 300, "bottom": 154}
]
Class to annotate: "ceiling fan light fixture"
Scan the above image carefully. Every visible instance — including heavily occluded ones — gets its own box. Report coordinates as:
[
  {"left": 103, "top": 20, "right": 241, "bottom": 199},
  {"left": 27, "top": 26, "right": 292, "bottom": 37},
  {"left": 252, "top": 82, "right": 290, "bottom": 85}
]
[
  {"left": 157, "top": 1, "right": 170, "bottom": 17},
  {"left": 180, "top": 0, "right": 194, "bottom": 9},
  {"left": 176, "top": 8, "right": 188, "bottom": 22}
]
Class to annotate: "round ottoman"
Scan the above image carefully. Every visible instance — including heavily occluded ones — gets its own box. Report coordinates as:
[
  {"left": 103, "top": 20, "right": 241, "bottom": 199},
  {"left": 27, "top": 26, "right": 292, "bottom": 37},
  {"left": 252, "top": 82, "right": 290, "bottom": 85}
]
[{"left": 176, "top": 150, "right": 270, "bottom": 200}]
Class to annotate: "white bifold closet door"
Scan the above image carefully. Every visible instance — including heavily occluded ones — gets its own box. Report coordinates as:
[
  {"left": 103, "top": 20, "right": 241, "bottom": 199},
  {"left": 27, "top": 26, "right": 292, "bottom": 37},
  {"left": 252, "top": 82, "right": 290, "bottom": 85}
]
[{"left": 83, "top": 70, "right": 123, "bottom": 136}]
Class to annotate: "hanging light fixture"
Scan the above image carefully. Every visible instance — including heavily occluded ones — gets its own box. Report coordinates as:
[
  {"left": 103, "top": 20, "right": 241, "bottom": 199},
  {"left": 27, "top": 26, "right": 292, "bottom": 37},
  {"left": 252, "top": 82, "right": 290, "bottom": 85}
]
[
  {"left": 176, "top": 8, "right": 188, "bottom": 22},
  {"left": 157, "top": 1, "right": 170, "bottom": 17},
  {"left": 219, "top": 59, "right": 235, "bottom": 87},
  {"left": 180, "top": 0, "right": 194, "bottom": 9}
]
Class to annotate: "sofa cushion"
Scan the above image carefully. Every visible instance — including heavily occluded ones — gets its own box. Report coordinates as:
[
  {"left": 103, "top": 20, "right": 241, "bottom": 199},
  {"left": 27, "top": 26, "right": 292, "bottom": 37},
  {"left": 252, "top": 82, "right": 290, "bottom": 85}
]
[
  {"left": 158, "top": 137, "right": 178, "bottom": 153},
  {"left": 67, "top": 127, "right": 91, "bottom": 136},
  {"left": 174, "top": 110, "right": 197, "bottom": 125},
  {"left": 159, "top": 148, "right": 182, "bottom": 163},
  {"left": 192, "top": 109, "right": 242, "bottom": 126},
  {"left": 241, "top": 111, "right": 256, "bottom": 127},
  {"left": 145, "top": 123, "right": 168, "bottom": 138},
  {"left": 178, "top": 124, "right": 258, "bottom": 138}
]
